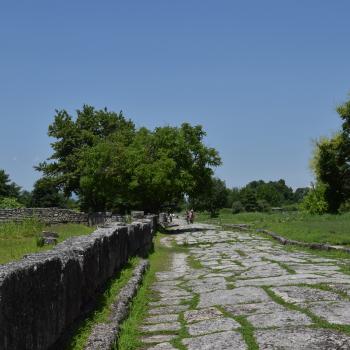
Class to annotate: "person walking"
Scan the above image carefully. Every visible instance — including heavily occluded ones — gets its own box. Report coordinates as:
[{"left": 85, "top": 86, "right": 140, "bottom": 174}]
[{"left": 189, "top": 209, "right": 195, "bottom": 224}]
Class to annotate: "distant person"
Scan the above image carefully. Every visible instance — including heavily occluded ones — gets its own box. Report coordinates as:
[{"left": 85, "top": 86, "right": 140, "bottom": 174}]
[
  {"left": 189, "top": 209, "right": 195, "bottom": 224},
  {"left": 186, "top": 210, "right": 190, "bottom": 224}
]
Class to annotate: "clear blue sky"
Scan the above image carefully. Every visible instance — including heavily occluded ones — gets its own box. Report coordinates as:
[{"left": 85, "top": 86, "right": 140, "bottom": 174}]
[{"left": 1, "top": 1, "right": 349, "bottom": 190}]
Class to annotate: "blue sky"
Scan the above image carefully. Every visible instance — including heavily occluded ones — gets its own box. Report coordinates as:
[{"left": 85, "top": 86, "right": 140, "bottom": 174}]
[{"left": 1, "top": 1, "right": 349, "bottom": 190}]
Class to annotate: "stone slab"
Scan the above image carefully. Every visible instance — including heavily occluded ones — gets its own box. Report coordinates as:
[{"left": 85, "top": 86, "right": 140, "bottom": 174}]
[
  {"left": 255, "top": 328, "right": 350, "bottom": 349},
  {"left": 182, "top": 330, "right": 247, "bottom": 350},
  {"left": 187, "top": 317, "right": 240, "bottom": 336},
  {"left": 198, "top": 287, "right": 269, "bottom": 308}
]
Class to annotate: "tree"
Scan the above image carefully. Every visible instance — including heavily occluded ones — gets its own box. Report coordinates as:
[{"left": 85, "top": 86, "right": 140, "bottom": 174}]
[
  {"left": 192, "top": 177, "right": 228, "bottom": 216},
  {"left": 31, "top": 177, "right": 68, "bottom": 208},
  {"left": 37, "top": 105, "right": 135, "bottom": 197},
  {"left": 294, "top": 187, "right": 310, "bottom": 203},
  {"left": 38, "top": 106, "right": 221, "bottom": 212},
  {"left": 307, "top": 96, "right": 350, "bottom": 213},
  {"left": 0, "top": 169, "right": 21, "bottom": 199}
]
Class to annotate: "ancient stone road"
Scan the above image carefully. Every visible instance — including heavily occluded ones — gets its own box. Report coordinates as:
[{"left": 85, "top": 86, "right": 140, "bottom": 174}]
[{"left": 138, "top": 221, "right": 350, "bottom": 349}]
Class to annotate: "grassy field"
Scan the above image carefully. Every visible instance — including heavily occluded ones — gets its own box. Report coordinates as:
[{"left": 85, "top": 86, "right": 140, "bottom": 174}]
[
  {"left": 197, "top": 209, "right": 350, "bottom": 246},
  {"left": 0, "top": 219, "right": 94, "bottom": 264}
]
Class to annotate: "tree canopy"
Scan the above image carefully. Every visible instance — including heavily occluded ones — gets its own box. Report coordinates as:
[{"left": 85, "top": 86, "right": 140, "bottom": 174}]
[{"left": 38, "top": 105, "right": 221, "bottom": 212}]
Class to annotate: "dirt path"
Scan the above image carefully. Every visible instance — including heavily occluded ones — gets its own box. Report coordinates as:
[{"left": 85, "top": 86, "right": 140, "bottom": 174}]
[{"left": 138, "top": 220, "right": 350, "bottom": 349}]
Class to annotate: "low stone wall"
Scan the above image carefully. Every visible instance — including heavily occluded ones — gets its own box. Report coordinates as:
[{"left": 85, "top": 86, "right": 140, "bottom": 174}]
[
  {"left": 0, "top": 216, "right": 157, "bottom": 350},
  {"left": 0, "top": 208, "right": 88, "bottom": 224}
]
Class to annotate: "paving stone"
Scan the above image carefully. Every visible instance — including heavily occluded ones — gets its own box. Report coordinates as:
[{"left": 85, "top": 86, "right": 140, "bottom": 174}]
[
  {"left": 300, "top": 300, "right": 350, "bottom": 324},
  {"left": 185, "top": 277, "right": 226, "bottom": 293},
  {"left": 184, "top": 307, "right": 223, "bottom": 323},
  {"left": 198, "top": 287, "right": 270, "bottom": 308},
  {"left": 141, "top": 334, "right": 177, "bottom": 344},
  {"left": 140, "top": 322, "right": 181, "bottom": 333},
  {"left": 149, "top": 298, "right": 184, "bottom": 306},
  {"left": 272, "top": 285, "right": 343, "bottom": 303},
  {"left": 247, "top": 309, "right": 312, "bottom": 328},
  {"left": 255, "top": 328, "right": 350, "bottom": 349},
  {"left": 187, "top": 317, "right": 240, "bottom": 336},
  {"left": 224, "top": 301, "right": 286, "bottom": 316},
  {"left": 182, "top": 330, "right": 246, "bottom": 350},
  {"left": 148, "top": 304, "right": 189, "bottom": 315},
  {"left": 144, "top": 314, "right": 179, "bottom": 324},
  {"left": 147, "top": 342, "right": 178, "bottom": 350}
]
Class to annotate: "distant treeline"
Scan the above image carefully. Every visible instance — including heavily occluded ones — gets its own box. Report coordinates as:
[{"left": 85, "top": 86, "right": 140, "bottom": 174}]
[{"left": 227, "top": 179, "right": 309, "bottom": 213}]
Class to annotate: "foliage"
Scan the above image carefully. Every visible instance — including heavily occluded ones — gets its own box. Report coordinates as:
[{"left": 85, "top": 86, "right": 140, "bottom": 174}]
[
  {"left": 300, "top": 183, "right": 329, "bottom": 215},
  {"left": 0, "top": 169, "right": 21, "bottom": 199},
  {"left": 226, "top": 179, "right": 305, "bottom": 213},
  {"left": 231, "top": 200, "right": 244, "bottom": 214},
  {"left": 31, "top": 177, "right": 68, "bottom": 208},
  {"left": 38, "top": 106, "right": 221, "bottom": 212},
  {"left": 309, "top": 96, "right": 350, "bottom": 213},
  {"left": 190, "top": 177, "right": 228, "bottom": 215},
  {"left": 0, "top": 197, "right": 24, "bottom": 208}
]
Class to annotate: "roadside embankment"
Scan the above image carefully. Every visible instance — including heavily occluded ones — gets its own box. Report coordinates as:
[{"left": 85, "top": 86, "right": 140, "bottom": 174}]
[{"left": 0, "top": 216, "right": 157, "bottom": 350}]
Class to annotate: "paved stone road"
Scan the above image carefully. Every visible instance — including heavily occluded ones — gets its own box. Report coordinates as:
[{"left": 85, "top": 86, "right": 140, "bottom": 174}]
[{"left": 138, "top": 221, "right": 350, "bottom": 349}]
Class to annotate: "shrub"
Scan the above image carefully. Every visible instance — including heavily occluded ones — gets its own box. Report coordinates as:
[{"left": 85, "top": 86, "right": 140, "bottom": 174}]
[
  {"left": 232, "top": 201, "right": 244, "bottom": 214},
  {"left": 0, "top": 197, "right": 24, "bottom": 208},
  {"left": 300, "top": 183, "right": 328, "bottom": 215},
  {"left": 257, "top": 199, "right": 271, "bottom": 212}
]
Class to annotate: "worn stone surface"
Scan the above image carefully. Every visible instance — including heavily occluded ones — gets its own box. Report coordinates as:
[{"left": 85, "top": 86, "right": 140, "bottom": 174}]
[
  {"left": 184, "top": 307, "right": 223, "bottom": 323},
  {"left": 255, "top": 328, "right": 350, "bottom": 349},
  {"left": 141, "top": 334, "right": 177, "bottom": 344},
  {"left": 147, "top": 342, "right": 178, "bottom": 350},
  {"left": 187, "top": 317, "right": 240, "bottom": 336},
  {"left": 136, "top": 218, "right": 350, "bottom": 350},
  {"left": 182, "top": 331, "right": 247, "bottom": 350},
  {"left": 198, "top": 287, "right": 270, "bottom": 308},
  {"left": 300, "top": 301, "right": 350, "bottom": 324},
  {"left": 272, "top": 285, "right": 343, "bottom": 303},
  {"left": 140, "top": 322, "right": 181, "bottom": 332}
]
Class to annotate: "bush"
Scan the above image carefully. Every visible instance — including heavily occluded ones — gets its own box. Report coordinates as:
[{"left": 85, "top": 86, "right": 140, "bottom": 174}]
[
  {"left": 0, "top": 197, "right": 24, "bottom": 209},
  {"left": 300, "top": 183, "right": 328, "bottom": 215},
  {"left": 232, "top": 201, "right": 244, "bottom": 214},
  {"left": 257, "top": 199, "right": 271, "bottom": 212}
]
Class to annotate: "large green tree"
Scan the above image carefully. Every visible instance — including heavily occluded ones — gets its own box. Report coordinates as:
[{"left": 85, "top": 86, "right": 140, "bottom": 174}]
[{"left": 38, "top": 106, "right": 221, "bottom": 212}]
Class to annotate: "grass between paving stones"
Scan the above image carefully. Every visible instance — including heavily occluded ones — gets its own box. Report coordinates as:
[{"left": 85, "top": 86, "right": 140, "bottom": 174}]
[
  {"left": 197, "top": 210, "right": 350, "bottom": 246},
  {"left": 187, "top": 254, "right": 203, "bottom": 269},
  {"left": 116, "top": 232, "right": 173, "bottom": 350},
  {"left": 235, "top": 249, "right": 247, "bottom": 257},
  {"left": 216, "top": 306, "right": 259, "bottom": 350},
  {"left": 0, "top": 219, "right": 94, "bottom": 264},
  {"left": 261, "top": 257, "right": 297, "bottom": 274},
  {"left": 65, "top": 257, "right": 140, "bottom": 350},
  {"left": 262, "top": 286, "right": 350, "bottom": 336}
]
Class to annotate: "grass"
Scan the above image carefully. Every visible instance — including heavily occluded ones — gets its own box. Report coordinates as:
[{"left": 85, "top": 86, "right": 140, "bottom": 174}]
[
  {"left": 197, "top": 209, "right": 350, "bottom": 246},
  {"left": 116, "top": 232, "right": 173, "bottom": 350},
  {"left": 65, "top": 257, "right": 140, "bottom": 350},
  {"left": 0, "top": 218, "right": 95, "bottom": 264}
]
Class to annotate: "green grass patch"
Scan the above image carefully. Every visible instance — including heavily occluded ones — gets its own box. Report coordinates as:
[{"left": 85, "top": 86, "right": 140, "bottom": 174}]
[
  {"left": 66, "top": 257, "right": 140, "bottom": 350},
  {"left": 187, "top": 255, "right": 203, "bottom": 269},
  {"left": 0, "top": 219, "right": 94, "bottom": 264},
  {"left": 197, "top": 210, "right": 350, "bottom": 246},
  {"left": 116, "top": 233, "right": 172, "bottom": 350}
]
